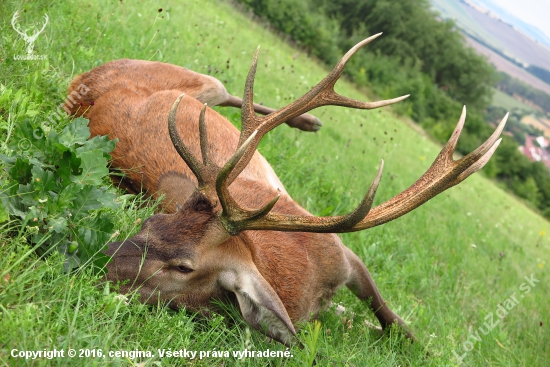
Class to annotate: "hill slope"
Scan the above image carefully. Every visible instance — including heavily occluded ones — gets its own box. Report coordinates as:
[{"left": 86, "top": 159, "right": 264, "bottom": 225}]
[
  {"left": 461, "top": 1, "right": 550, "bottom": 70},
  {"left": 472, "top": 0, "right": 550, "bottom": 49},
  {"left": 465, "top": 37, "right": 550, "bottom": 95},
  {"left": 432, "top": 0, "right": 550, "bottom": 93}
]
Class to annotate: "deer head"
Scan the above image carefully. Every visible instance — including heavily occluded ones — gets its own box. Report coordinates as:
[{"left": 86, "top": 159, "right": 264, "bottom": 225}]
[
  {"left": 11, "top": 11, "right": 49, "bottom": 55},
  {"left": 105, "top": 34, "right": 507, "bottom": 344}
]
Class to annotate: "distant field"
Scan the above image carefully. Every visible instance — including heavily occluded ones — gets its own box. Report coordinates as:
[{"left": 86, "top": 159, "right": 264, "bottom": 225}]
[
  {"left": 466, "top": 37, "right": 550, "bottom": 95},
  {"left": 431, "top": 0, "right": 550, "bottom": 71},
  {"left": 461, "top": 1, "right": 550, "bottom": 71},
  {"left": 492, "top": 88, "right": 538, "bottom": 112},
  {"left": 430, "top": 0, "right": 502, "bottom": 49},
  {"left": 522, "top": 115, "right": 550, "bottom": 136}
]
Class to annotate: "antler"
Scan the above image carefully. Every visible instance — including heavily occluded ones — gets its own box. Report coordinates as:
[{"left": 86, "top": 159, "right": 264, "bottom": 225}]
[
  {"left": 11, "top": 12, "right": 48, "bottom": 39},
  {"left": 11, "top": 12, "right": 27, "bottom": 38},
  {"left": 11, "top": 12, "right": 48, "bottom": 54},
  {"left": 218, "top": 109, "right": 507, "bottom": 235},
  {"left": 168, "top": 95, "right": 385, "bottom": 236},
  {"left": 168, "top": 96, "right": 220, "bottom": 193},
  {"left": 348, "top": 107, "right": 507, "bottom": 231},
  {"left": 35, "top": 14, "right": 49, "bottom": 38},
  {"left": 169, "top": 36, "right": 507, "bottom": 237}
]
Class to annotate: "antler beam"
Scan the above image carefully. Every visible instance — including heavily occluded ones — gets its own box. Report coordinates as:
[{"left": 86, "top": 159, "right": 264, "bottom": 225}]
[{"left": 349, "top": 107, "right": 508, "bottom": 231}]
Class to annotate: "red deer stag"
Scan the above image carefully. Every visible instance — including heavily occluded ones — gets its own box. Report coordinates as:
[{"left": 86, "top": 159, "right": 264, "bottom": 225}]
[{"left": 68, "top": 34, "right": 507, "bottom": 344}]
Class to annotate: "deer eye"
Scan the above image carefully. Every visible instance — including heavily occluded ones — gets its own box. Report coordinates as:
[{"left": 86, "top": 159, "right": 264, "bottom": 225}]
[{"left": 175, "top": 265, "right": 193, "bottom": 274}]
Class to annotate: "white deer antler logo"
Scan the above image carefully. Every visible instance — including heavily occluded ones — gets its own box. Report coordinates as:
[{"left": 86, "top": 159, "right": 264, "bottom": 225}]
[{"left": 11, "top": 11, "right": 49, "bottom": 55}]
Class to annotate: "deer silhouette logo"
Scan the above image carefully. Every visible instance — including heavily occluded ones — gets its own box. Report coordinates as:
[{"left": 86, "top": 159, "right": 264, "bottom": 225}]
[{"left": 11, "top": 11, "right": 49, "bottom": 56}]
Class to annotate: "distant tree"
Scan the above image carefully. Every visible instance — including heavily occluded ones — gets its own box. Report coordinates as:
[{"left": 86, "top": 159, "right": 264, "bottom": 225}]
[
  {"left": 512, "top": 176, "right": 541, "bottom": 206},
  {"left": 530, "top": 162, "right": 550, "bottom": 210},
  {"left": 498, "top": 72, "right": 550, "bottom": 113},
  {"left": 526, "top": 65, "right": 550, "bottom": 85},
  {"left": 494, "top": 136, "right": 532, "bottom": 179},
  {"left": 316, "top": 0, "right": 496, "bottom": 110}
]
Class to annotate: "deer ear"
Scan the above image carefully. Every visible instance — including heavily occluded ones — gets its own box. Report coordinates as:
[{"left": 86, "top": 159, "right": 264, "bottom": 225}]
[{"left": 218, "top": 269, "right": 296, "bottom": 344}]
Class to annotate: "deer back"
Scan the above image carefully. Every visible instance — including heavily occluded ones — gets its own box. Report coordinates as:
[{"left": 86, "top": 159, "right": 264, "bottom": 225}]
[
  {"left": 68, "top": 59, "right": 230, "bottom": 112},
  {"left": 69, "top": 71, "right": 287, "bottom": 210}
]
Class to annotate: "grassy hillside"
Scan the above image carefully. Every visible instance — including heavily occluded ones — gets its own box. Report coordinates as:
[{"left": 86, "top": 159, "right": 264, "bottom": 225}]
[{"left": 1, "top": 0, "right": 548, "bottom": 366}]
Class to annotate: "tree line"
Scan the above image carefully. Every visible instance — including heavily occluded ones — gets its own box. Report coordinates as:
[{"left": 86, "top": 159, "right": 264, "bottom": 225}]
[
  {"left": 498, "top": 71, "right": 550, "bottom": 114},
  {"left": 527, "top": 65, "right": 550, "bottom": 88}
]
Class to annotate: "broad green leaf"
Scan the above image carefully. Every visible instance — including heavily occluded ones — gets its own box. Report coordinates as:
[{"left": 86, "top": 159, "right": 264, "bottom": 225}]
[
  {"left": 96, "top": 188, "right": 120, "bottom": 210},
  {"left": 0, "top": 154, "right": 16, "bottom": 167},
  {"left": 56, "top": 150, "right": 82, "bottom": 185},
  {"left": 75, "top": 214, "right": 115, "bottom": 263},
  {"left": 25, "top": 205, "right": 46, "bottom": 223},
  {"left": 27, "top": 157, "right": 48, "bottom": 169},
  {"left": 31, "top": 166, "right": 57, "bottom": 194},
  {"left": 71, "top": 149, "right": 109, "bottom": 186},
  {"left": 17, "top": 183, "right": 38, "bottom": 207},
  {"left": 48, "top": 216, "right": 68, "bottom": 233},
  {"left": 59, "top": 117, "right": 91, "bottom": 147},
  {"left": 55, "top": 183, "right": 83, "bottom": 210},
  {"left": 0, "top": 192, "right": 27, "bottom": 219},
  {"left": 63, "top": 255, "right": 81, "bottom": 272},
  {"left": 71, "top": 186, "right": 105, "bottom": 218},
  {"left": 9, "top": 157, "right": 32, "bottom": 184},
  {"left": 0, "top": 200, "right": 9, "bottom": 223},
  {"left": 7, "top": 120, "right": 48, "bottom": 158},
  {"left": 77, "top": 135, "right": 117, "bottom": 156},
  {"left": 46, "top": 141, "right": 69, "bottom": 165}
]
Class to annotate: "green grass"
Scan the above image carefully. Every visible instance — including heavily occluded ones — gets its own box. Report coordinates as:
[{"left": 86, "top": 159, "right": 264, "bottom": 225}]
[
  {"left": 492, "top": 87, "right": 538, "bottom": 113},
  {"left": 1, "top": 0, "right": 549, "bottom": 366}
]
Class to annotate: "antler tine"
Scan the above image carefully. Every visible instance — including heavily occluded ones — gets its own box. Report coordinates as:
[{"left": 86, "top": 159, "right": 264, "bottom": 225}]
[
  {"left": 241, "top": 160, "right": 385, "bottom": 233},
  {"left": 456, "top": 138, "right": 502, "bottom": 183},
  {"left": 198, "top": 103, "right": 210, "bottom": 165},
  {"left": 168, "top": 93, "right": 207, "bottom": 187},
  {"left": 442, "top": 105, "right": 467, "bottom": 157},
  {"left": 37, "top": 14, "right": 49, "bottom": 35},
  {"left": 217, "top": 157, "right": 385, "bottom": 235},
  {"left": 239, "top": 46, "right": 261, "bottom": 146},
  {"left": 226, "top": 35, "right": 409, "bottom": 185},
  {"left": 216, "top": 131, "right": 260, "bottom": 217},
  {"left": 11, "top": 11, "right": 25, "bottom": 37},
  {"left": 454, "top": 112, "right": 508, "bottom": 171},
  {"left": 11, "top": 10, "right": 18, "bottom": 25},
  {"left": 346, "top": 111, "right": 508, "bottom": 231},
  {"left": 257, "top": 33, "right": 409, "bottom": 134}
]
